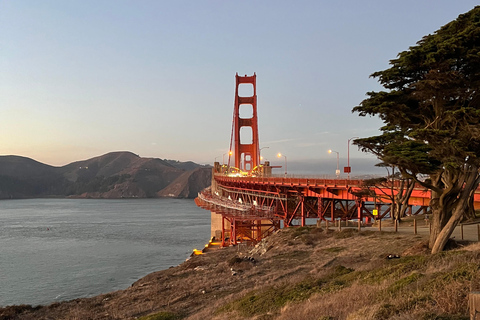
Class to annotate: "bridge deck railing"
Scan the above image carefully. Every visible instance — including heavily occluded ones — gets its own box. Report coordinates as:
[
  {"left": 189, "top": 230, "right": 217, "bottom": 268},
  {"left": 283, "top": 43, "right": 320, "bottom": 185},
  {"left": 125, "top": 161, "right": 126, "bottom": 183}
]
[{"left": 214, "top": 173, "right": 365, "bottom": 187}]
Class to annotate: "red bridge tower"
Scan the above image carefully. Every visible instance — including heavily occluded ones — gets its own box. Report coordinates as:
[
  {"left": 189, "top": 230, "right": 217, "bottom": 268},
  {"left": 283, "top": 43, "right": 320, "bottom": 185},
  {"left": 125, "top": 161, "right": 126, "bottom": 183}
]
[{"left": 232, "top": 73, "right": 260, "bottom": 172}]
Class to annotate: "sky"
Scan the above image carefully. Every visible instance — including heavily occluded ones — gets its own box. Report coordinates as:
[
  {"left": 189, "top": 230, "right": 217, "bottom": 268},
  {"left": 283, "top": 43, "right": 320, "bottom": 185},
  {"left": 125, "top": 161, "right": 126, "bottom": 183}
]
[{"left": 1, "top": 1, "right": 478, "bottom": 176}]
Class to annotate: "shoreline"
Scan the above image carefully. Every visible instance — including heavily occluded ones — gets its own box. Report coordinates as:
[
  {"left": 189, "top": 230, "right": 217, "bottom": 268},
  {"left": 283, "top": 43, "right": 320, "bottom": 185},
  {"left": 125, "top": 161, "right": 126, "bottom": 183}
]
[
  {"left": 1, "top": 227, "right": 478, "bottom": 319},
  {"left": 0, "top": 198, "right": 209, "bottom": 308}
]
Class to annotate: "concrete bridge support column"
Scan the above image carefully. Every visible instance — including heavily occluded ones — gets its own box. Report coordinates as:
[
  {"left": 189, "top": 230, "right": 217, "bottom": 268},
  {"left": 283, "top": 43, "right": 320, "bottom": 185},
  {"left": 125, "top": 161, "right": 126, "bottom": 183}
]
[{"left": 211, "top": 211, "right": 223, "bottom": 239}]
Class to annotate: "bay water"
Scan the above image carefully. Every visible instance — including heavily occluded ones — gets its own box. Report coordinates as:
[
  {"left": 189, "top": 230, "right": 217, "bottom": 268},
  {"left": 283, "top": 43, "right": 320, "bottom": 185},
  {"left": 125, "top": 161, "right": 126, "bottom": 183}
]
[{"left": 0, "top": 198, "right": 210, "bottom": 307}]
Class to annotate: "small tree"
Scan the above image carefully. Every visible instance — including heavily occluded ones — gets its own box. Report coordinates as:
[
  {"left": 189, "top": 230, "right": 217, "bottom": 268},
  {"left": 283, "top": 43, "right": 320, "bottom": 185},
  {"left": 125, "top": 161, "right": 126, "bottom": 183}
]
[
  {"left": 353, "top": 7, "right": 480, "bottom": 253},
  {"left": 362, "top": 164, "right": 415, "bottom": 221}
]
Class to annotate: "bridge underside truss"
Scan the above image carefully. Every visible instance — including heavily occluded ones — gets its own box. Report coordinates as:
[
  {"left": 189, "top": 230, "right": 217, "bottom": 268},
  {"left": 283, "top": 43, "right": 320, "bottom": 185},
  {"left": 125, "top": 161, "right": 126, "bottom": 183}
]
[{"left": 196, "top": 175, "right": 431, "bottom": 246}]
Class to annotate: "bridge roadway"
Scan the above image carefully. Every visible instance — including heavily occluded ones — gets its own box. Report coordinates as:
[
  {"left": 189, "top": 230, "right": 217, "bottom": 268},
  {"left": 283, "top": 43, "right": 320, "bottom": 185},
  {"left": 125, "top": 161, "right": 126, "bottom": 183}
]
[{"left": 195, "top": 173, "right": 480, "bottom": 246}]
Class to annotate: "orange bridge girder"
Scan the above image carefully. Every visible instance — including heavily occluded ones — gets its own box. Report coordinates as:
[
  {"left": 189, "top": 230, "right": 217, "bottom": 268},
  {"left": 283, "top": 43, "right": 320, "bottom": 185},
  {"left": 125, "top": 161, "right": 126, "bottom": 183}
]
[
  {"left": 212, "top": 174, "right": 453, "bottom": 207},
  {"left": 209, "top": 174, "right": 480, "bottom": 227}
]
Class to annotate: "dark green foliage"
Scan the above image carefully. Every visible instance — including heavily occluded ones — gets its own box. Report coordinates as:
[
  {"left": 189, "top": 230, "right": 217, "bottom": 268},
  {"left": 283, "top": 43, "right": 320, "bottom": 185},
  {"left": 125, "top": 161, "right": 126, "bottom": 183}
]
[
  {"left": 352, "top": 6, "right": 480, "bottom": 250},
  {"left": 353, "top": 6, "right": 480, "bottom": 174}
]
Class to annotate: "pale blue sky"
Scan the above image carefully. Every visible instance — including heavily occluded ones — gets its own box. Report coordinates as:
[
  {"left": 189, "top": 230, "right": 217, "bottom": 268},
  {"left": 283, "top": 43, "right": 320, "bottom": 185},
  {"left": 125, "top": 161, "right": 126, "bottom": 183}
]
[{"left": 1, "top": 1, "right": 478, "bottom": 175}]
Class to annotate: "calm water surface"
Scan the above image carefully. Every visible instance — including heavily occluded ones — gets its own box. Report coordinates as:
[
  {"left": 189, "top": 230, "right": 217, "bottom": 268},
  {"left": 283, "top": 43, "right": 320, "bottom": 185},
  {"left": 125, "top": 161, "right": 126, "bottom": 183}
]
[{"left": 0, "top": 198, "right": 210, "bottom": 307}]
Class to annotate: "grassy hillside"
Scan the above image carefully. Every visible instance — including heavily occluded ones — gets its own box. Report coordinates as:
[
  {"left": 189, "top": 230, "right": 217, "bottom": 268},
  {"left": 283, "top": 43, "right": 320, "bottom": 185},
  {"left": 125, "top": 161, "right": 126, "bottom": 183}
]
[{"left": 2, "top": 227, "right": 478, "bottom": 319}]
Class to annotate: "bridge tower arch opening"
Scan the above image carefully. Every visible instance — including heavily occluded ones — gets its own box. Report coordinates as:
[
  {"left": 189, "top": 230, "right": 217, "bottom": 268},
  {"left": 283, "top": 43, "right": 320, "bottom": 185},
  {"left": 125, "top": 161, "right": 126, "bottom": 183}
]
[{"left": 231, "top": 73, "right": 260, "bottom": 173}]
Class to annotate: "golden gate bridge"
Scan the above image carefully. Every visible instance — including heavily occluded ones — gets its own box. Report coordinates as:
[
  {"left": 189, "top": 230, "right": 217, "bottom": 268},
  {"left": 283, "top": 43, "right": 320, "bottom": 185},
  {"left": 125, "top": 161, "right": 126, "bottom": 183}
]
[{"left": 195, "top": 73, "right": 480, "bottom": 247}]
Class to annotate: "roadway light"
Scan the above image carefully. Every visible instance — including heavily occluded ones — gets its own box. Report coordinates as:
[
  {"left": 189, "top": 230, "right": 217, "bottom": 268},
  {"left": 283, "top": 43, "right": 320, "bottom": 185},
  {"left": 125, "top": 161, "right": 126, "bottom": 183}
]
[
  {"left": 277, "top": 153, "right": 287, "bottom": 177},
  {"left": 223, "top": 150, "right": 232, "bottom": 165},
  {"left": 328, "top": 149, "right": 340, "bottom": 179},
  {"left": 346, "top": 137, "right": 358, "bottom": 180},
  {"left": 260, "top": 146, "right": 269, "bottom": 163}
]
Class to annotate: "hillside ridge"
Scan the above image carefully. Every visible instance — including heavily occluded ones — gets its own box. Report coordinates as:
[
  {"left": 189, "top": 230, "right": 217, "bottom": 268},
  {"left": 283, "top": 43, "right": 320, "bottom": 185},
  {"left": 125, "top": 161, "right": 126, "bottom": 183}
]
[{"left": 0, "top": 152, "right": 211, "bottom": 199}]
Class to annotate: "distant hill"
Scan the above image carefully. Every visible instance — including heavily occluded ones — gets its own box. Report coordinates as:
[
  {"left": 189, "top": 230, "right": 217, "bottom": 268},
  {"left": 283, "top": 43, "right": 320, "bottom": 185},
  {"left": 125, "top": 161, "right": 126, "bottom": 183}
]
[
  {"left": 157, "top": 167, "right": 212, "bottom": 198},
  {"left": 0, "top": 152, "right": 212, "bottom": 199},
  {"left": 163, "top": 159, "right": 206, "bottom": 171}
]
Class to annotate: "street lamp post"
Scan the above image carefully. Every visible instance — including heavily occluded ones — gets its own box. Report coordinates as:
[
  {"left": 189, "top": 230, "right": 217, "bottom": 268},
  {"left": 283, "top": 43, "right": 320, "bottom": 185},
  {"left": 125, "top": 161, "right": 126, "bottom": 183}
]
[
  {"left": 328, "top": 149, "right": 340, "bottom": 179},
  {"left": 277, "top": 153, "right": 287, "bottom": 177},
  {"left": 223, "top": 150, "right": 232, "bottom": 165},
  {"left": 259, "top": 146, "right": 269, "bottom": 163},
  {"left": 346, "top": 137, "right": 358, "bottom": 180}
]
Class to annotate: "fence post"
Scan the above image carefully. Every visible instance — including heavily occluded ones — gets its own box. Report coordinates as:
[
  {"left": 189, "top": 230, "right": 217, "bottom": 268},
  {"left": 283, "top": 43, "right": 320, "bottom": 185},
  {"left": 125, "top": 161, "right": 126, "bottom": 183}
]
[
  {"left": 461, "top": 224, "right": 464, "bottom": 240},
  {"left": 469, "top": 292, "right": 480, "bottom": 320},
  {"left": 414, "top": 219, "right": 417, "bottom": 235}
]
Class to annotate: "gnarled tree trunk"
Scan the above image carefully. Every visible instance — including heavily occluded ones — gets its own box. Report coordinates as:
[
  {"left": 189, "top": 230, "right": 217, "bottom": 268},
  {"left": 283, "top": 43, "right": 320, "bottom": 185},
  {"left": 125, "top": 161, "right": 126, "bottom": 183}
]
[
  {"left": 397, "top": 178, "right": 415, "bottom": 220},
  {"left": 429, "top": 167, "right": 480, "bottom": 253}
]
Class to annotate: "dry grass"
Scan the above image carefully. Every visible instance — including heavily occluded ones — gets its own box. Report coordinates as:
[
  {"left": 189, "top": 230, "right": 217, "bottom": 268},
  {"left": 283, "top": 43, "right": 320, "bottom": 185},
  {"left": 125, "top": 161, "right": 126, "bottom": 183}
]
[
  {"left": 277, "top": 283, "right": 382, "bottom": 320},
  {"left": 1, "top": 226, "right": 478, "bottom": 320}
]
